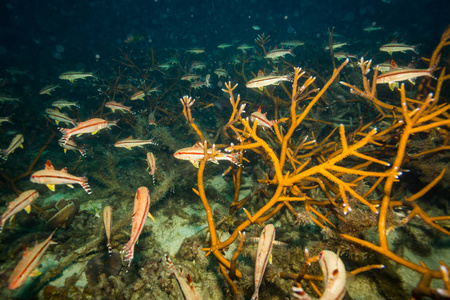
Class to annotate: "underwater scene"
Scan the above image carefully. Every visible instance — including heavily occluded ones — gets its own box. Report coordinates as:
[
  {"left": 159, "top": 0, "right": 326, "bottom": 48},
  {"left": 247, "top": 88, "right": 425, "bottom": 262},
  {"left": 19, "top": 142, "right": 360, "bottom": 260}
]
[{"left": 0, "top": 0, "right": 450, "bottom": 299}]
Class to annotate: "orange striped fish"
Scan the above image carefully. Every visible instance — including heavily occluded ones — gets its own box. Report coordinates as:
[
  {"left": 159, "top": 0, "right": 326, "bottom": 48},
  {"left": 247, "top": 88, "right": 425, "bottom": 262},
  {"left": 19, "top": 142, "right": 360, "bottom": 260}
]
[
  {"left": 376, "top": 67, "right": 435, "bottom": 91},
  {"left": 103, "top": 206, "right": 112, "bottom": 254},
  {"left": 130, "top": 90, "right": 146, "bottom": 101},
  {"left": 58, "top": 138, "right": 86, "bottom": 157},
  {"left": 1, "top": 134, "right": 24, "bottom": 161},
  {"left": 1, "top": 190, "right": 39, "bottom": 232},
  {"left": 8, "top": 230, "right": 57, "bottom": 289},
  {"left": 105, "top": 101, "right": 133, "bottom": 114},
  {"left": 251, "top": 224, "right": 276, "bottom": 300},
  {"left": 246, "top": 71, "right": 293, "bottom": 91},
  {"left": 146, "top": 152, "right": 156, "bottom": 184},
  {"left": 250, "top": 107, "right": 277, "bottom": 129},
  {"left": 30, "top": 160, "right": 91, "bottom": 194},
  {"left": 114, "top": 136, "right": 157, "bottom": 150},
  {"left": 121, "top": 187, "right": 154, "bottom": 268},
  {"left": 292, "top": 250, "right": 347, "bottom": 300},
  {"left": 58, "top": 118, "right": 117, "bottom": 145},
  {"left": 45, "top": 108, "right": 77, "bottom": 126},
  {"left": 164, "top": 254, "right": 202, "bottom": 300},
  {"left": 265, "top": 48, "right": 295, "bottom": 59},
  {"left": 174, "top": 142, "right": 241, "bottom": 168}
]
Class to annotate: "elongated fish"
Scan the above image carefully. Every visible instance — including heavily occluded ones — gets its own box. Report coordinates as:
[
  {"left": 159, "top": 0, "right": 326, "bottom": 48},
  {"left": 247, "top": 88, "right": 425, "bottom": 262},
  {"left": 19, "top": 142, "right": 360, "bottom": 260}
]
[
  {"left": 319, "top": 250, "right": 346, "bottom": 300},
  {"left": 1, "top": 134, "right": 24, "bottom": 161},
  {"left": 45, "top": 108, "right": 77, "bottom": 126},
  {"left": 174, "top": 142, "right": 241, "bottom": 168},
  {"left": 39, "top": 84, "right": 60, "bottom": 95},
  {"left": 165, "top": 254, "right": 202, "bottom": 300},
  {"left": 58, "top": 138, "right": 86, "bottom": 157},
  {"left": 103, "top": 206, "right": 112, "bottom": 254},
  {"left": 376, "top": 67, "right": 435, "bottom": 91},
  {"left": 379, "top": 42, "right": 418, "bottom": 54},
  {"left": 246, "top": 72, "right": 293, "bottom": 91},
  {"left": 1, "top": 190, "right": 39, "bottom": 232},
  {"left": 292, "top": 250, "right": 346, "bottom": 300},
  {"left": 8, "top": 230, "right": 57, "bottom": 289},
  {"left": 59, "top": 71, "right": 94, "bottom": 82},
  {"left": 146, "top": 152, "right": 156, "bottom": 184},
  {"left": 251, "top": 224, "right": 276, "bottom": 300},
  {"left": 30, "top": 160, "right": 91, "bottom": 194},
  {"left": 250, "top": 107, "right": 277, "bottom": 129},
  {"left": 58, "top": 118, "right": 117, "bottom": 145},
  {"left": 105, "top": 101, "right": 133, "bottom": 114},
  {"left": 114, "top": 136, "right": 157, "bottom": 150},
  {"left": 265, "top": 48, "right": 295, "bottom": 59},
  {"left": 121, "top": 187, "right": 154, "bottom": 268}
]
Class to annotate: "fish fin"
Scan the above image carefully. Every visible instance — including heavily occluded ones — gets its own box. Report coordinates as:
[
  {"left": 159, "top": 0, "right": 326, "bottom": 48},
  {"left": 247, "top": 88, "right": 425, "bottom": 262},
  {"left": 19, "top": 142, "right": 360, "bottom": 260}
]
[
  {"left": 126, "top": 147, "right": 132, "bottom": 150},
  {"left": 64, "top": 149, "right": 67, "bottom": 153},
  {"left": 269, "top": 253, "right": 273, "bottom": 264},
  {"left": 148, "top": 212, "right": 156, "bottom": 222},
  {"left": 23, "top": 245, "right": 29, "bottom": 258},
  {"left": 146, "top": 166, "right": 149, "bottom": 170},
  {"left": 67, "top": 184, "right": 74, "bottom": 188},
  {"left": 47, "top": 184, "right": 55, "bottom": 191},
  {"left": 408, "top": 78, "right": 416, "bottom": 85},
  {"left": 30, "top": 269, "right": 42, "bottom": 277},
  {"left": 112, "top": 108, "right": 115, "bottom": 113},
  {"left": 80, "top": 179, "right": 92, "bottom": 194},
  {"left": 45, "top": 160, "right": 54, "bottom": 170},
  {"left": 258, "top": 86, "right": 264, "bottom": 91},
  {"left": 24, "top": 205, "right": 31, "bottom": 214},
  {"left": 61, "top": 167, "right": 68, "bottom": 173},
  {"left": 55, "top": 120, "right": 59, "bottom": 125},
  {"left": 257, "top": 70, "right": 264, "bottom": 77},
  {"left": 191, "top": 160, "right": 200, "bottom": 168},
  {"left": 20, "top": 144, "right": 23, "bottom": 149},
  {"left": 91, "top": 131, "right": 98, "bottom": 135},
  {"left": 388, "top": 82, "right": 397, "bottom": 91}
]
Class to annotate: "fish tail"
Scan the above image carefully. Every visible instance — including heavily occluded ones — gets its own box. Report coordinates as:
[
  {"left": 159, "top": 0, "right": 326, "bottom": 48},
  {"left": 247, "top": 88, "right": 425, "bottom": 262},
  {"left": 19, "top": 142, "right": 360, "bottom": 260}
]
[
  {"left": 0, "top": 149, "right": 7, "bottom": 161},
  {"left": 164, "top": 254, "right": 176, "bottom": 274},
  {"left": 122, "top": 244, "right": 134, "bottom": 269},
  {"left": 79, "top": 146, "right": 87, "bottom": 157},
  {"left": 228, "top": 152, "right": 243, "bottom": 167},
  {"left": 289, "top": 48, "right": 296, "bottom": 57},
  {"left": 251, "top": 290, "right": 259, "bottom": 300},
  {"left": 80, "top": 177, "right": 91, "bottom": 194},
  {"left": 206, "top": 74, "right": 211, "bottom": 87}
]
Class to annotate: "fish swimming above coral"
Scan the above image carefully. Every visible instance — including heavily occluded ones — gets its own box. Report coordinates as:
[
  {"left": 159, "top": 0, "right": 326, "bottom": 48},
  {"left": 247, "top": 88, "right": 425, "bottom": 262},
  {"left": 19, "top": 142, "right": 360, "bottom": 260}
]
[{"left": 30, "top": 160, "right": 92, "bottom": 194}]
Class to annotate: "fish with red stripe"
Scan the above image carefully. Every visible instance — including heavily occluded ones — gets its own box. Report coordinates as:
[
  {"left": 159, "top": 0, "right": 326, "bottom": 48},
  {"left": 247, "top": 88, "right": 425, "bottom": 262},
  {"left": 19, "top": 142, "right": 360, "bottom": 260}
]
[
  {"left": 58, "top": 118, "right": 118, "bottom": 145},
  {"left": 164, "top": 254, "right": 202, "bottom": 300},
  {"left": 30, "top": 160, "right": 91, "bottom": 194},
  {"left": 251, "top": 224, "right": 276, "bottom": 300},
  {"left": 250, "top": 106, "right": 277, "bottom": 130},
  {"left": 8, "top": 230, "right": 57, "bottom": 289},
  {"left": 292, "top": 250, "right": 347, "bottom": 300},
  {"left": 1, "top": 190, "right": 39, "bottom": 232},
  {"left": 121, "top": 187, "right": 155, "bottom": 268},
  {"left": 174, "top": 141, "right": 241, "bottom": 168}
]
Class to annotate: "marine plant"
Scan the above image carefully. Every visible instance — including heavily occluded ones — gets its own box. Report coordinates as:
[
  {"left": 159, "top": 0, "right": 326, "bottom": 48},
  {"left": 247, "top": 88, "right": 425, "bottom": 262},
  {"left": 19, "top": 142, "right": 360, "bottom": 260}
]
[{"left": 177, "top": 26, "right": 450, "bottom": 298}]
